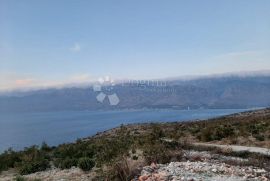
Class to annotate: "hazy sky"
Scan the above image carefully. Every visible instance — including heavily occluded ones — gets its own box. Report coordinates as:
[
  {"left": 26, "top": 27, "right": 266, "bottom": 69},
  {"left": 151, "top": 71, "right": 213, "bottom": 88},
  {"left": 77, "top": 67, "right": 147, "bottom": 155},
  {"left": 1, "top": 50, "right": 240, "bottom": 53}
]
[{"left": 0, "top": 0, "right": 270, "bottom": 90}]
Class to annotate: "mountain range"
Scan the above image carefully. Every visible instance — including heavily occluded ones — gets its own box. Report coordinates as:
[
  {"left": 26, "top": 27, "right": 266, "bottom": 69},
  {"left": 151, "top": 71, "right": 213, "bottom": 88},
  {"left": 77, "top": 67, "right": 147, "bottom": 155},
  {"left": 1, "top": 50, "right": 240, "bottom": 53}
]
[{"left": 0, "top": 74, "right": 270, "bottom": 112}]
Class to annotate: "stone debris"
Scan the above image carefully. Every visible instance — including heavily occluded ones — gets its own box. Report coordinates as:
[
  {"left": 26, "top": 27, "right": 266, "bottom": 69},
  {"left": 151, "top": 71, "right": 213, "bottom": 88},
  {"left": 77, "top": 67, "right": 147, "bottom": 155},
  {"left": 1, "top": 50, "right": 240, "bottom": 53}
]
[
  {"left": 0, "top": 167, "right": 96, "bottom": 181},
  {"left": 136, "top": 161, "right": 269, "bottom": 181}
]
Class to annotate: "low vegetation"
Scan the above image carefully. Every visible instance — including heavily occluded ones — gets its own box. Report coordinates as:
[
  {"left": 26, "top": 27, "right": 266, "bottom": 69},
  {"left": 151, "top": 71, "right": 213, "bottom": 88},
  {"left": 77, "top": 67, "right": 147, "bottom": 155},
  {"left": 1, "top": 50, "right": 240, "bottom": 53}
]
[{"left": 0, "top": 108, "right": 269, "bottom": 180}]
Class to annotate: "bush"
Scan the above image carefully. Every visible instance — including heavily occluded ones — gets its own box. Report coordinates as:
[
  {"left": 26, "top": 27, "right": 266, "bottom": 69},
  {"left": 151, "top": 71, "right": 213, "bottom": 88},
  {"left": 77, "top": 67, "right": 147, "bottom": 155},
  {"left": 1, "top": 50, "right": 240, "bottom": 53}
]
[
  {"left": 144, "top": 142, "right": 174, "bottom": 164},
  {"left": 214, "top": 125, "right": 234, "bottom": 140},
  {"left": 41, "top": 142, "right": 51, "bottom": 152},
  {"left": 14, "top": 176, "right": 26, "bottom": 181},
  {"left": 199, "top": 125, "right": 235, "bottom": 141},
  {"left": 0, "top": 148, "right": 21, "bottom": 172},
  {"left": 200, "top": 128, "right": 213, "bottom": 142},
  {"left": 19, "top": 159, "right": 50, "bottom": 175},
  {"left": 110, "top": 157, "right": 140, "bottom": 181},
  {"left": 58, "top": 158, "right": 77, "bottom": 169},
  {"left": 78, "top": 157, "right": 95, "bottom": 171},
  {"left": 254, "top": 134, "right": 265, "bottom": 141}
]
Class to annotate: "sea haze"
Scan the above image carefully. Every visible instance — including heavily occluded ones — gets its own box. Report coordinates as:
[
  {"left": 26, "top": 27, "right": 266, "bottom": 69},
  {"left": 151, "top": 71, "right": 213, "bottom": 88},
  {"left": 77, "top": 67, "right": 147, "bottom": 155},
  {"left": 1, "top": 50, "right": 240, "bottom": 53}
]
[{"left": 0, "top": 109, "right": 249, "bottom": 153}]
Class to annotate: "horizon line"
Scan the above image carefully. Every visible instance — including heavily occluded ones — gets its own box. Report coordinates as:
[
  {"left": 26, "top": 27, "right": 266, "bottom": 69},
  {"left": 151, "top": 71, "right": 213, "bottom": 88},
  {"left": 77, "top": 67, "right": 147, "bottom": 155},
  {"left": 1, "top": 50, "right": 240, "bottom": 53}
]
[{"left": 1, "top": 69, "right": 270, "bottom": 93}]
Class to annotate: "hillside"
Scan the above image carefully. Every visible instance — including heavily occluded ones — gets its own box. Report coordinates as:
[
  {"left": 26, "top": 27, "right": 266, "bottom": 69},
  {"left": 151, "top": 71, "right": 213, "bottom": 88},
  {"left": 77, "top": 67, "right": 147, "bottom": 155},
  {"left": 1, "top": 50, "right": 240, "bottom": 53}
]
[
  {"left": 0, "top": 108, "right": 270, "bottom": 180},
  {"left": 1, "top": 75, "right": 270, "bottom": 113}
]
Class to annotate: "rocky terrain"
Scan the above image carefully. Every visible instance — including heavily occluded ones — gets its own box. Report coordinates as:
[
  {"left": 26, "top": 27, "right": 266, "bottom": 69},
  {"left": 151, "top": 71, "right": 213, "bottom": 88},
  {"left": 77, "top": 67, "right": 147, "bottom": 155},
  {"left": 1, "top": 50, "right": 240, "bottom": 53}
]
[
  {"left": 137, "top": 161, "right": 268, "bottom": 181},
  {"left": 136, "top": 151, "right": 270, "bottom": 181},
  {"left": 1, "top": 150, "right": 269, "bottom": 181}
]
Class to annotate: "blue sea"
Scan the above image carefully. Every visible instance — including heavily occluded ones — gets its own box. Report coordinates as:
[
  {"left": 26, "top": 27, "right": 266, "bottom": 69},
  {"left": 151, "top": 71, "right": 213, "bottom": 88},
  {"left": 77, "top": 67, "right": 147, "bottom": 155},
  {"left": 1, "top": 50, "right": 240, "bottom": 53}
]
[{"left": 0, "top": 109, "right": 248, "bottom": 153}]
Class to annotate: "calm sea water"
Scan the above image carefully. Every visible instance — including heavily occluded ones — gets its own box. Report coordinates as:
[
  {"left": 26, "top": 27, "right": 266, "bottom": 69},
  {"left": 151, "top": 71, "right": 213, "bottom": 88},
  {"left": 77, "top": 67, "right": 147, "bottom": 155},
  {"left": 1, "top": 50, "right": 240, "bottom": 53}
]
[{"left": 0, "top": 109, "right": 248, "bottom": 152}]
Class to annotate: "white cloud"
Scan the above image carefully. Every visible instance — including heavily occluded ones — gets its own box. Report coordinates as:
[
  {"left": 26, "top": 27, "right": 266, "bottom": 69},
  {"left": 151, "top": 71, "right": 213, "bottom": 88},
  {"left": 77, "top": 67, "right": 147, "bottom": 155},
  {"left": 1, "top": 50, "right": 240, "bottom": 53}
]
[
  {"left": 70, "top": 74, "right": 92, "bottom": 83},
  {"left": 0, "top": 72, "right": 95, "bottom": 91},
  {"left": 0, "top": 72, "right": 37, "bottom": 91},
  {"left": 69, "top": 43, "right": 81, "bottom": 52}
]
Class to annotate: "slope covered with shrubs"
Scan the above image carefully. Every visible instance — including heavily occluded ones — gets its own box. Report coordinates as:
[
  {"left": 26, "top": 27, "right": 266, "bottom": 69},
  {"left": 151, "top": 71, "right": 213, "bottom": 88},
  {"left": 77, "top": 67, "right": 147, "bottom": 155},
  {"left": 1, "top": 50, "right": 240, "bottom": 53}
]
[{"left": 0, "top": 108, "right": 269, "bottom": 180}]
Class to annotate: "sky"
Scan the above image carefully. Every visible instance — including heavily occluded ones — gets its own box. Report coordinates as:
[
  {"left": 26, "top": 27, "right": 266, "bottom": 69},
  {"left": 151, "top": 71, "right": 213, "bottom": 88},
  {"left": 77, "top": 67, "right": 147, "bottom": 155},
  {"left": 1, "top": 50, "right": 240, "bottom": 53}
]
[{"left": 0, "top": 0, "right": 270, "bottom": 90}]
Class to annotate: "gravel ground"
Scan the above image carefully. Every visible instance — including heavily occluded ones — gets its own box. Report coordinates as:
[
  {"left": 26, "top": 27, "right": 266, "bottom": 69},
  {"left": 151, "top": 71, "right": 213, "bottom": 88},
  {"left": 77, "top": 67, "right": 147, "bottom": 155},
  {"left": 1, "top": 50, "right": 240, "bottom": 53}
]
[
  {"left": 135, "top": 150, "right": 270, "bottom": 181},
  {"left": 136, "top": 161, "right": 269, "bottom": 181}
]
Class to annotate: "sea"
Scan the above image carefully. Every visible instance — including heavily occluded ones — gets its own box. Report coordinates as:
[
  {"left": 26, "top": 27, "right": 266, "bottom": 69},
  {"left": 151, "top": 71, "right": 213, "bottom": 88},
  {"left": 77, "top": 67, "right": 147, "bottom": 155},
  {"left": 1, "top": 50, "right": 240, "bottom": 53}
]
[{"left": 0, "top": 109, "right": 249, "bottom": 153}]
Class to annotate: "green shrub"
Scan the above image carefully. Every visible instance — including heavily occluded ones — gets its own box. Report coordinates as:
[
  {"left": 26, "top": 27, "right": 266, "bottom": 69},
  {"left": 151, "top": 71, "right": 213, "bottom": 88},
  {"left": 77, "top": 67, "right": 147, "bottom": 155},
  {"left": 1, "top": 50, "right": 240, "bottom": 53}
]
[
  {"left": 14, "top": 176, "right": 26, "bottom": 181},
  {"left": 143, "top": 141, "right": 176, "bottom": 164},
  {"left": 14, "top": 175, "right": 26, "bottom": 181},
  {"left": 78, "top": 157, "right": 95, "bottom": 171},
  {"left": 199, "top": 125, "right": 235, "bottom": 141},
  {"left": 59, "top": 158, "right": 77, "bottom": 169},
  {"left": 0, "top": 148, "right": 21, "bottom": 172},
  {"left": 41, "top": 142, "right": 51, "bottom": 152},
  {"left": 200, "top": 128, "right": 213, "bottom": 141},
  {"left": 214, "top": 125, "right": 234, "bottom": 140},
  {"left": 19, "top": 159, "right": 50, "bottom": 175},
  {"left": 150, "top": 124, "right": 165, "bottom": 140},
  {"left": 254, "top": 134, "right": 265, "bottom": 141}
]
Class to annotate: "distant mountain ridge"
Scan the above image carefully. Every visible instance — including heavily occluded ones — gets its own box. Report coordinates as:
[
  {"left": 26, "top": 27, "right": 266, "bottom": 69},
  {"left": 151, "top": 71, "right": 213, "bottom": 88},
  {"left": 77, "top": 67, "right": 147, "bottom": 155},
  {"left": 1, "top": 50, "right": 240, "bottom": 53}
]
[{"left": 0, "top": 75, "right": 270, "bottom": 112}]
